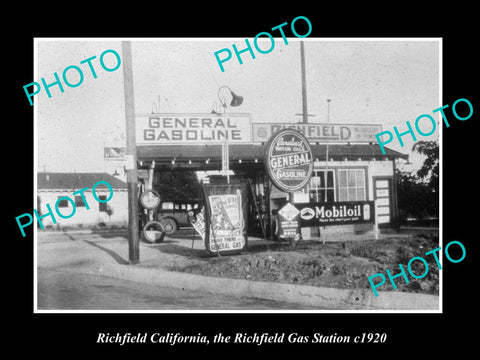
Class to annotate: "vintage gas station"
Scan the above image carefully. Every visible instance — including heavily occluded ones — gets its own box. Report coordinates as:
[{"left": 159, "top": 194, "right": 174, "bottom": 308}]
[
  {"left": 118, "top": 41, "right": 409, "bottom": 261},
  {"left": 134, "top": 111, "right": 408, "bottom": 253}
]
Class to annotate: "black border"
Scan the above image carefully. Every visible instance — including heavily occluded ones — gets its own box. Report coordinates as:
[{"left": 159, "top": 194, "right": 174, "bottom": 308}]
[{"left": 9, "top": 4, "right": 479, "bottom": 356}]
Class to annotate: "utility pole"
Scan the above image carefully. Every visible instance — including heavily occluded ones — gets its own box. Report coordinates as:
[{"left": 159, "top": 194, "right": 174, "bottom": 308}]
[
  {"left": 122, "top": 41, "right": 140, "bottom": 264},
  {"left": 300, "top": 41, "right": 308, "bottom": 124},
  {"left": 325, "top": 99, "right": 331, "bottom": 201}
]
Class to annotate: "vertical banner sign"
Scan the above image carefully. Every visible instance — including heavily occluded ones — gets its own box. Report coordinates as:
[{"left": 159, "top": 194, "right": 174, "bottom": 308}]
[
  {"left": 188, "top": 209, "right": 206, "bottom": 241},
  {"left": 221, "top": 142, "right": 229, "bottom": 174},
  {"left": 277, "top": 202, "right": 301, "bottom": 239},
  {"left": 203, "top": 184, "right": 248, "bottom": 255}
]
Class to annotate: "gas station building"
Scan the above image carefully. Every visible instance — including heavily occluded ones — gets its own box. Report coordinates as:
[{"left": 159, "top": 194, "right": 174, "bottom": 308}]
[{"left": 135, "top": 113, "right": 408, "bottom": 241}]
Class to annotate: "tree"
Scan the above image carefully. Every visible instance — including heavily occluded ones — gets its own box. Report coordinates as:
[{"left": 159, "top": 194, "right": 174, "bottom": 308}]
[
  {"left": 396, "top": 140, "right": 439, "bottom": 224},
  {"left": 396, "top": 170, "right": 433, "bottom": 221},
  {"left": 412, "top": 140, "right": 439, "bottom": 193}
]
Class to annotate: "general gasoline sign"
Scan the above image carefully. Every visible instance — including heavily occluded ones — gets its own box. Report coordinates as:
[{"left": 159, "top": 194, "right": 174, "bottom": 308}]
[
  {"left": 265, "top": 129, "right": 313, "bottom": 193},
  {"left": 135, "top": 113, "right": 252, "bottom": 145}
]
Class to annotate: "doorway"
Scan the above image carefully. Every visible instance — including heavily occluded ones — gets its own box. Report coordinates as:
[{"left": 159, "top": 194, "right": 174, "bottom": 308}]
[{"left": 373, "top": 177, "right": 394, "bottom": 228}]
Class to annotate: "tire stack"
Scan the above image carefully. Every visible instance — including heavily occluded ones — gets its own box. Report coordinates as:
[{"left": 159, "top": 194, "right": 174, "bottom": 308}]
[{"left": 139, "top": 189, "right": 165, "bottom": 244}]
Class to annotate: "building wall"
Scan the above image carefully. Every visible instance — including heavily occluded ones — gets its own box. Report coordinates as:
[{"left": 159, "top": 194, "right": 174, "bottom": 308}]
[
  {"left": 268, "top": 158, "right": 397, "bottom": 240},
  {"left": 305, "top": 159, "right": 395, "bottom": 238},
  {"left": 313, "top": 159, "right": 394, "bottom": 202},
  {"left": 37, "top": 189, "right": 128, "bottom": 228},
  {"left": 270, "top": 159, "right": 395, "bottom": 201}
]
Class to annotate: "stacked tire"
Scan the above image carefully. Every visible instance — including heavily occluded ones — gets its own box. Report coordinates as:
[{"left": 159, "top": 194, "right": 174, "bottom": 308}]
[{"left": 139, "top": 189, "right": 165, "bottom": 244}]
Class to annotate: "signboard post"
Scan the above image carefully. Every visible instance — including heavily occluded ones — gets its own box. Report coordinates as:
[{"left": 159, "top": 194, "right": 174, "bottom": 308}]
[
  {"left": 222, "top": 142, "right": 230, "bottom": 183},
  {"left": 265, "top": 129, "right": 314, "bottom": 243},
  {"left": 122, "top": 41, "right": 140, "bottom": 264}
]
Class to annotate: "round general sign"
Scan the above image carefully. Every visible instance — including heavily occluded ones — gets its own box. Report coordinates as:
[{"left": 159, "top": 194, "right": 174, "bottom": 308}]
[{"left": 265, "top": 128, "right": 314, "bottom": 193}]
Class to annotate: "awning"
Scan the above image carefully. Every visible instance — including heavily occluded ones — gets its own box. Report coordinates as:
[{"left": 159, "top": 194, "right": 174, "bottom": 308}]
[{"left": 137, "top": 143, "right": 408, "bottom": 165}]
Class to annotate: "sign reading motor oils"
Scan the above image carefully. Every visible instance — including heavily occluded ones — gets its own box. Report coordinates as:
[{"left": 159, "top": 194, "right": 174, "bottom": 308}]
[
  {"left": 265, "top": 129, "right": 314, "bottom": 193},
  {"left": 298, "top": 201, "right": 375, "bottom": 226}
]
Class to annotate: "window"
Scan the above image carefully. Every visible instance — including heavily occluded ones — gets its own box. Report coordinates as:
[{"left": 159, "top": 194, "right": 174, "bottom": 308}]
[
  {"left": 98, "top": 195, "right": 107, "bottom": 212},
  {"left": 74, "top": 195, "right": 86, "bottom": 207},
  {"left": 56, "top": 196, "right": 69, "bottom": 208},
  {"left": 308, "top": 170, "right": 335, "bottom": 202},
  {"left": 338, "top": 169, "right": 366, "bottom": 201},
  {"left": 162, "top": 202, "right": 174, "bottom": 210}
]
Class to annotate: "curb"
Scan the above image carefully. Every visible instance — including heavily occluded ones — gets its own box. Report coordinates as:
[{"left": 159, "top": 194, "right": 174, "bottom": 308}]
[
  {"left": 38, "top": 232, "right": 440, "bottom": 311},
  {"left": 38, "top": 228, "right": 128, "bottom": 235},
  {"left": 73, "top": 263, "right": 439, "bottom": 311}
]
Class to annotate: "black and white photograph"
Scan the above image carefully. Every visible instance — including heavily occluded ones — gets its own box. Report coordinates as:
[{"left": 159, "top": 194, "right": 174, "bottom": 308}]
[
  {"left": 32, "top": 37, "right": 442, "bottom": 312},
  {"left": 8, "top": 7, "right": 478, "bottom": 355}
]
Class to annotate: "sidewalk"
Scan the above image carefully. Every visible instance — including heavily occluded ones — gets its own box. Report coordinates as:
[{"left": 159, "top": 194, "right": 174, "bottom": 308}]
[{"left": 37, "top": 229, "right": 440, "bottom": 311}]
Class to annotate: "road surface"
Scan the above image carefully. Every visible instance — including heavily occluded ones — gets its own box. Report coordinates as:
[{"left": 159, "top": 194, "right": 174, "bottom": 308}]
[
  {"left": 36, "top": 231, "right": 322, "bottom": 310},
  {"left": 38, "top": 268, "right": 320, "bottom": 310}
]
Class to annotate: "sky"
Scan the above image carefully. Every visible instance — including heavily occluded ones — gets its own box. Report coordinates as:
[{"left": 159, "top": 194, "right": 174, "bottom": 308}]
[{"left": 35, "top": 38, "right": 440, "bottom": 173}]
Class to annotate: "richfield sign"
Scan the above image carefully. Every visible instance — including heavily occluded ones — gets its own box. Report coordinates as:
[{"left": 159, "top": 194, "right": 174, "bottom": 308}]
[
  {"left": 136, "top": 113, "right": 252, "bottom": 145},
  {"left": 253, "top": 123, "right": 383, "bottom": 143},
  {"left": 265, "top": 129, "right": 314, "bottom": 193}
]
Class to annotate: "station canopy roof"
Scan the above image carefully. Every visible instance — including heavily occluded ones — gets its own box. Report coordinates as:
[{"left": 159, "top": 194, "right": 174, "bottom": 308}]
[
  {"left": 38, "top": 172, "right": 127, "bottom": 191},
  {"left": 137, "top": 143, "right": 408, "bottom": 166}
]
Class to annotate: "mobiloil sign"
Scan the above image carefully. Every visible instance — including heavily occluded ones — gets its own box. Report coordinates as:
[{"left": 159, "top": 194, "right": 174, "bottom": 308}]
[
  {"left": 265, "top": 128, "right": 314, "bottom": 193},
  {"left": 299, "top": 201, "right": 375, "bottom": 226}
]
